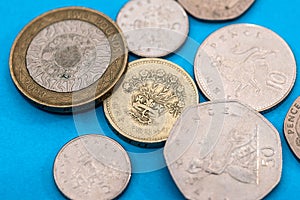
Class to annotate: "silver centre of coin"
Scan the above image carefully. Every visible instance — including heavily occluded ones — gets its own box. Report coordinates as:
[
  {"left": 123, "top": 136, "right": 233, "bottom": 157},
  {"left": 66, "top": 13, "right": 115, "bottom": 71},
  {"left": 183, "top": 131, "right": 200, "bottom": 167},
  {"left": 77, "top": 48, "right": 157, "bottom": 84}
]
[
  {"left": 194, "top": 24, "right": 296, "bottom": 111},
  {"left": 26, "top": 20, "right": 111, "bottom": 92},
  {"left": 53, "top": 134, "right": 131, "bottom": 200},
  {"left": 117, "top": 0, "right": 189, "bottom": 57},
  {"left": 164, "top": 101, "right": 282, "bottom": 200}
]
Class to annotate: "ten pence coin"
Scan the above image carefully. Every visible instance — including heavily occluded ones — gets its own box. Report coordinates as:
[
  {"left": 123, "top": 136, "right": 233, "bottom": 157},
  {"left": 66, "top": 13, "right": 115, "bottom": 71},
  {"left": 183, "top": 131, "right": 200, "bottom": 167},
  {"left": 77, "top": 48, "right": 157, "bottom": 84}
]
[
  {"left": 10, "top": 7, "right": 128, "bottom": 113},
  {"left": 104, "top": 58, "right": 199, "bottom": 147},
  {"left": 284, "top": 96, "right": 300, "bottom": 159},
  {"left": 194, "top": 24, "right": 296, "bottom": 112},
  {"left": 53, "top": 134, "right": 131, "bottom": 200}
]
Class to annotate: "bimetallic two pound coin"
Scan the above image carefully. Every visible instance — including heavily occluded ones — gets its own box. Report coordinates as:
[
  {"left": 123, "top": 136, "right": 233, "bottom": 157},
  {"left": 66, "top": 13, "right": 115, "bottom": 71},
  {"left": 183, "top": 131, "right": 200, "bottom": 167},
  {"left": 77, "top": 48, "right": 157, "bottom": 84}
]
[
  {"left": 178, "top": 0, "right": 255, "bottom": 21},
  {"left": 117, "top": 0, "right": 189, "bottom": 57},
  {"left": 10, "top": 7, "right": 128, "bottom": 113},
  {"left": 164, "top": 100, "right": 282, "bottom": 199},
  {"left": 104, "top": 58, "right": 199, "bottom": 147},
  {"left": 194, "top": 24, "right": 296, "bottom": 112},
  {"left": 284, "top": 97, "right": 300, "bottom": 160},
  {"left": 53, "top": 134, "right": 131, "bottom": 200}
]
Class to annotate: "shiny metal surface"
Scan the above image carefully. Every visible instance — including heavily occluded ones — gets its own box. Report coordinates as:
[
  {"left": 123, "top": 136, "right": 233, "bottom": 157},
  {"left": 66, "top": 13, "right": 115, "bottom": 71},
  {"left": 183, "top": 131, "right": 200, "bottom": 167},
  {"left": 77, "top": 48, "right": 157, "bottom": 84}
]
[
  {"left": 178, "top": 0, "right": 255, "bottom": 20},
  {"left": 194, "top": 24, "right": 296, "bottom": 112},
  {"left": 117, "top": 0, "right": 189, "bottom": 57},
  {"left": 53, "top": 134, "right": 131, "bottom": 200},
  {"left": 164, "top": 100, "right": 282, "bottom": 200},
  {"left": 26, "top": 20, "right": 111, "bottom": 92}
]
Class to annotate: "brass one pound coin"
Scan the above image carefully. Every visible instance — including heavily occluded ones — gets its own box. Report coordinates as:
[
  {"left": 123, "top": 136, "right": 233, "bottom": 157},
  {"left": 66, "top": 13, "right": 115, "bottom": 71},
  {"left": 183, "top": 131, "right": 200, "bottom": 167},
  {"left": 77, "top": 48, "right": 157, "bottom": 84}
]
[
  {"left": 104, "top": 58, "right": 199, "bottom": 147},
  {"left": 10, "top": 7, "right": 128, "bottom": 113}
]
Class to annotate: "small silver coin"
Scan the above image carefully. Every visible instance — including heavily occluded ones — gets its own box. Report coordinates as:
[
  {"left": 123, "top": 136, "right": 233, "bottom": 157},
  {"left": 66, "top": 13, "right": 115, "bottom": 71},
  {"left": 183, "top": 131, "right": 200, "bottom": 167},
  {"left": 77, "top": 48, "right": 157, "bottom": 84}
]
[
  {"left": 178, "top": 0, "right": 255, "bottom": 21},
  {"left": 164, "top": 100, "right": 282, "bottom": 200},
  {"left": 53, "top": 134, "right": 131, "bottom": 200},
  {"left": 194, "top": 24, "right": 296, "bottom": 112},
  {"left": 117, "top": 0, "right": 189, "bottom": 57}
]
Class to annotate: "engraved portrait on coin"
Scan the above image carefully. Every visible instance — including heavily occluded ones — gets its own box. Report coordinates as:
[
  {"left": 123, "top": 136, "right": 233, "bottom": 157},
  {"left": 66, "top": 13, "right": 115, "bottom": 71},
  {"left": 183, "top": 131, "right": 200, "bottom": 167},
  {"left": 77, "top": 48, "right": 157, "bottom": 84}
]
[
  {"left": 10, "top": 7, "right": 128, "bottom": 113},
  {"left": 117, "top": 0, "right": 189, "bottom": 57},
  {"left": 53, "top": 134, "right": 131, "bottom": 200},
  {"left": 194, "top": 24, "right": 296, "bottom": 112},
  {"left": 178, "top": 0, "right": 255, "bottom": 20},
  {"left": 284, "top": 97, "right": 300, "bottom": 160},
  {"left": 164, "top": 101, "right": 282, "bottom": 199},
  {"left": 104, "top": 58, "right": 198, "bottom": 147}
]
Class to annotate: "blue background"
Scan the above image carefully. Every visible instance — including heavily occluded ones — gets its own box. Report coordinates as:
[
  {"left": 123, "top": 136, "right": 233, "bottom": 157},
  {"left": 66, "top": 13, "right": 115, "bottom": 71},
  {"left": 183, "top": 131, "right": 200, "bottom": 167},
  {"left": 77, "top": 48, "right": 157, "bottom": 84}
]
[{"left": 1, "top": 0, "right": 300, "bottom": 199}]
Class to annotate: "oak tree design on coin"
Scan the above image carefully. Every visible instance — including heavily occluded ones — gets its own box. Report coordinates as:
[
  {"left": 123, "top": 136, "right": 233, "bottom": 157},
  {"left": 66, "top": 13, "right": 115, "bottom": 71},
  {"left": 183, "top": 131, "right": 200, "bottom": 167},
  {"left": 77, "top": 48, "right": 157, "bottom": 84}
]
[
  {"left": 284, "top": 97, "right": 300, "bottom": 160},
  {"left": 194, "top": 24, "right": 296, "bottom": 112},
  {"left": 104, "top": 58, "right": 198, "bottom": 147},
  {"left": 164, "top": 101, "right": 282, "bottom": 200},
  {"left": 53, "top": 134, "right": 131, "bottom": 200},
  {"left": 10, "top": 7, "right": 128, "bottom": 113},
  {"left": 117, "top": 0, "right": 189, "bottom": 57},
  {"left": 178, "top": 0, "right": 255, "bottom": 20}
]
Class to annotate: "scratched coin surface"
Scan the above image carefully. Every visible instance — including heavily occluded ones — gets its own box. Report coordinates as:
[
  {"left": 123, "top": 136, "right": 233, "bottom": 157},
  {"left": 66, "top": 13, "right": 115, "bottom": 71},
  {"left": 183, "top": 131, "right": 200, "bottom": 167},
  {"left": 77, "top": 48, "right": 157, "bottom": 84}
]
[
  {"left": 164, "top": 100, "right": 282, "bottom": 200},
  {"left": 284, "top": 97, "right": 300, "bottom": 159},
  {"left": 194, "top": 24, "right": 296, "bottom": 112},
  {"left": 178, "top": 0, "right": 255, "bottom": 20},
  {"left": 117, "top": 0, "right": 189, "bottom": 57},
  {"left": 10, "top": 7, "right": 128, "bottom": 113},
  {"left": 53, "top": 134, "right": 131, "bottom": 200},
  {"left": 104, "top": 58, "right": 199, "bottom": 147}
]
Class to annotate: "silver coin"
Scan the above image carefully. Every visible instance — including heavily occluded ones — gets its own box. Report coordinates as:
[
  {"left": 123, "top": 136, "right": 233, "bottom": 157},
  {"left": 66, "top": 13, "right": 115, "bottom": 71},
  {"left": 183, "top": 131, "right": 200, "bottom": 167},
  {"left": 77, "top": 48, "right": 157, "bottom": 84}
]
[
  {"left": 284, "top": 96, "right": 300, "bottom": 159},
  {"left": 164, "top": 100, "right": 282, "bottom": 200},
  {"left": 194, "top": 24, "right": 296, "bottom": 112},
  {"left": 26, "top": 20, "right": 111, "bottom": 92},
  {"left": 117, "top": 0, "right": 189, "bottom": 57},
  {"left": 53, "top": 134, "right": 131, "bottom": 200},
  {"left": 178, "top": 0, "right": 255, "bottom": 20}
]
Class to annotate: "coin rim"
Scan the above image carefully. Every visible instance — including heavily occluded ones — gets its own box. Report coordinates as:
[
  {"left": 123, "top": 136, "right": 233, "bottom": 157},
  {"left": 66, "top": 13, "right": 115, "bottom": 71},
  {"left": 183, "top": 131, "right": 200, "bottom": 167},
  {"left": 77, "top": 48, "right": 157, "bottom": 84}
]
[
  {"left": 178, "top": 0, "right": 255, "bottom": 21},
  {"left": 164, "top": 99, "right": 282, "bottom": 200},
  {"left": 104, "top": 58, "right": 199, "bottom": 145},
  {"left": 9, "top": 6, "right": 128, "bottom": 112},
  {"left": 53, "top": 134, "right": 132, "bottom": 200},
  {"left": 194, "top": 23, "right": 297, "bottom": 112},
  {"left": 116, "top": 0, "right": 189, "bottom": 57},
  {"left": 283, "top": 96, "right": 300, "bottom": 159}
]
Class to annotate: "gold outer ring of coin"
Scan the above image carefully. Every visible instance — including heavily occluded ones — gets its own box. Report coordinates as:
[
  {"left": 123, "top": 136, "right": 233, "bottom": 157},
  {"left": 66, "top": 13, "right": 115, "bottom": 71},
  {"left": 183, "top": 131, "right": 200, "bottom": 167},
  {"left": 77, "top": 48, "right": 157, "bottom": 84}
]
[
  {"left": 10, "top": 7, "right": 128, "bottom": 113},
  {"left": 104, "top": 58, "right": 199, "bottom": 147}
]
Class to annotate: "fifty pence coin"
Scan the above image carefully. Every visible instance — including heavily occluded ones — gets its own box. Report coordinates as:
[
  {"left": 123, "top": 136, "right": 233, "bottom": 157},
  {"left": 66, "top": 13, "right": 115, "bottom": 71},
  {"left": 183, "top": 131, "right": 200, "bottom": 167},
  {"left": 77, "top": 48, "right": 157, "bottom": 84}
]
[
  {"left": 10, "top": 7, "right": 128, "bottom": 113},
  {"left": 284, "top": 96, "right": 300, "bottom": 159},
  {"left": 53, "top": 134, "right": 131, "bottom": 200},
  {"left": 164, "top": 100, "right": 282, "bottom": 200},
  {"left": 104, "top": 58, "right": 199, "bottom": 147},
  {"left": 194, "top": 24, "right": 296, "bottom": 112},
  {"left": 178, "top": 0, "right": 255, "bottom": 21},
  {"left": 117, "top": 0, "right": 189, "bottom": 57}
]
